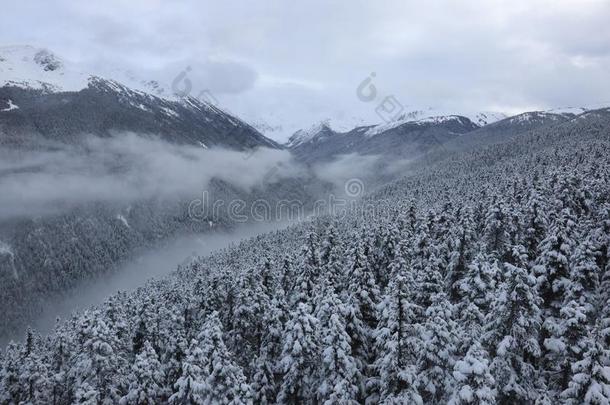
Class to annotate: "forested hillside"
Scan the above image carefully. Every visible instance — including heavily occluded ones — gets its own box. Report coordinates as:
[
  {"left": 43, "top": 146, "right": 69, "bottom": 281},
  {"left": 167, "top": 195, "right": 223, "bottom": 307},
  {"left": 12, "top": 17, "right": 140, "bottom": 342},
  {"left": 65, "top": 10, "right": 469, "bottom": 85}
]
[{"left": 1, "top": 111, "right": 610, "bottom": 404}]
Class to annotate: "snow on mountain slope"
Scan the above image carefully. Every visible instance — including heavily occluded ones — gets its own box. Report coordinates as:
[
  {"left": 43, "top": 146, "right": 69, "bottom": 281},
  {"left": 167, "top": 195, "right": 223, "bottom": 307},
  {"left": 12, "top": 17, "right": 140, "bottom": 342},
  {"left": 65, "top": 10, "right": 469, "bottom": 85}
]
[
  {"left": 0, "top": 45, "right": 280, "bottom": 150},
  {"left": 0, "top": 99, "right": 18, "bottom": 111},
  {"left": 545, "top": 104, "right": 610, "bottom": 117},
  {"left": 468, "top": 111, "right": 508, "bottom": 126},
  {"left": 0, "top": 45, "right": 89, "bottom": 92},
  {"left": 546, "top": 106, "right": 589, "bottom": 116},
  {"left": 285, "top": 120, "right": 338, "bottom": 148},
  {"left": 393, "top": 108, "right": 508, "bottom": 127},
  {"left": 0, "top": 45, "right": 176, "bottom": 99},
  {"left": 505, "top": 111, "right": 569, "bottom": 124},
  {"left": 286, "top": 121, "right": 330, "bottom": 148},
  {"left": 283, "top": 117, "right": 373, "bottom": 148},
  {"left": 364, "top": 114, "right": 474, "bottom": 137}
]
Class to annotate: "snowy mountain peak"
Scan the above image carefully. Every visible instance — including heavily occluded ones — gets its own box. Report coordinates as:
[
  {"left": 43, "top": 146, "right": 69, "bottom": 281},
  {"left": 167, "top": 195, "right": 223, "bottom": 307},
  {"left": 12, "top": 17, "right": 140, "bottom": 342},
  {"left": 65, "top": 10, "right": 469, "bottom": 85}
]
[
  {"left": 364, "top": 114, "right": 476, "bottom": 137},
  {"left": 0, "top": 45, "right": 176, "bottom": 99},
  {"left": 32, "top": 49, "right": 63, "bottom": 72},
  {"left": 393, "top": 108, "right": 507, "bottom": 127},
  {"left": 0, "top": 45, "right": 88, "bottom": 92},
  {"left": 505, "top": 111, "right": 569, "bottom": 125},
  {"left": 285, "top": 120, "right": 336, "bottom": 148}
]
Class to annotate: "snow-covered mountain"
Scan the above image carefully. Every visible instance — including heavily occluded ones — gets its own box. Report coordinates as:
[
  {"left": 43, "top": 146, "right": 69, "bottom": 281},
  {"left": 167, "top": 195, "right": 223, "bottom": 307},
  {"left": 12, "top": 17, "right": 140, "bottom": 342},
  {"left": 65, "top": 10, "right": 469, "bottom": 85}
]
[
  {"left": 0, "top": 45, "right": 171, "bottom": 97},
  {"left": 284, "top": 118, "right": 368, "bottom": 148},
  {"left": 392, "top": 108, "right": 508, "bottom": 127},
  {"left": 283, "top": 110, "right": 506, "bottom": 150},
  {"left": 0, "top": 45, "right": 88, "bottom": 92},
  {"left": 363, "top": 115, "right": 476, "bottom": 138},
  {"left": 287, "top": 114, "right": 479, "bottom": 163},
  {"left": 247, "top": 113, "right": 373, "bottom": 146},
  {"left": 285, "top": 104, "right": 608, "bottom": 163},
  {"left": 0, "top": 45, "right": 278, "bottom": 150}
]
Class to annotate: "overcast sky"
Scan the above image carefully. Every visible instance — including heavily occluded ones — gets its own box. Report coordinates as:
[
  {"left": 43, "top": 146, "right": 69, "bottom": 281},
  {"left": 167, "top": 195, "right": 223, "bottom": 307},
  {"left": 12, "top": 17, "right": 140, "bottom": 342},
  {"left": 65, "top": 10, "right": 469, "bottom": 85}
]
[{"left": 2, "top": 0, "right": 610, "bottom": 141}]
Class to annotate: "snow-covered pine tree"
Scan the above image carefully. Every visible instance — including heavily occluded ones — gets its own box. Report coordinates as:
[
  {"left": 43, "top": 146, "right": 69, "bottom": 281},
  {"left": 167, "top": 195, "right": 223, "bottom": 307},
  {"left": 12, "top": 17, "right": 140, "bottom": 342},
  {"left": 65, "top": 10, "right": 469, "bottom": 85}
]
[
  {"left": 199, "top": 312, "right": 252, "bottom": 403},
  {"left": 120, "top": 341, "right": 165, "bottom": 405},
  {"left": 483, "top": 262, "right": 542, "bottom": 403},
  {"left": 232, "top": 268, "right": 268, "bottom": 369},
  {"left": 69, "top": 314, "right": 125, "bottom": 404},
  {"left": 277, "top": 303, "right": 320, "bottom": 403},
  {"left": 168, "top": 339, "right": 206, "bottom": 404},
  {"left": 372, "top": 264, "right": 422, "bottom": 404},
  {"left": 170, "top": 312, "right": 251, "bottom": 404},
  {"left": 560, "top": 326, "right": 610, "bottom": 404},
  {"left": 459, "top": 253, "right": 498, "bottom": 315},
  {"left": 279, "top": 253, "right": 296, "bottom": 299},
  {"left": 344, "top": 233, "right": 381, "bottom": 398},
  {"left": 0, "top": 343, "right": 22, "bottom": 404},
  {"left": 316, "top": 292, "right": 361, "bottom": 404},
  {"left": 448, "top": 341, "right": 496, "bottom": 405},
  {"left": 446, "top": 205, "right": 477, "bottom": 303},
  {"left": 523, "top": 187, "right": 549, "bottom": 263},
  {"left": 319, "top": 224, "right": 346, "bottom": 295},
  {"left": 482, "top": 201, "right": 512, "bottom": 262},
  {"left": 544, "top": 235, "right": 602, "bottom": 392},
  {"left": 251, "top": 297, "right": 285, "bottom": 404},
  {"left": 293, "top": 230, "right": 321, "bottom": 306},
  {"left": 18, "top": 333, "right": 50, "bottom": 404},
  {"left": 49, "top": 324, "right": 72, "bottom": 405},
  {"left": 535, "top": 207, "right": 577, "bottom": 314},
  {"left": 416, "top": 293, "right": 459, "bottom": 403}
]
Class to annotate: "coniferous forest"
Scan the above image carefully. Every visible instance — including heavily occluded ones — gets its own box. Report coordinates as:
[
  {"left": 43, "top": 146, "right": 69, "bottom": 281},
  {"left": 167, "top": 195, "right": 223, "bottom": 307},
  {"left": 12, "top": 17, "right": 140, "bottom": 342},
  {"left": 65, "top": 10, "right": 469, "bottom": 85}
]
[{"left": 1, "top": 110, "right": 609, "bottom": 404}]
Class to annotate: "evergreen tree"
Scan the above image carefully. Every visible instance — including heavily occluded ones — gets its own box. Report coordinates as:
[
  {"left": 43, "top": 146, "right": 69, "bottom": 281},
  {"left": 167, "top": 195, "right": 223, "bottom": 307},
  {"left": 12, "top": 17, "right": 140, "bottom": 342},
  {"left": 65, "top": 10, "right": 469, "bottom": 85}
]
[
  {"left": 199, "top": 313, "right": 252, "bottom": 403},
  {"left": 0, "top": 343, "right": 23, "bottom": 404},
  {"left": 251, "top": 297, "right": 285, "bottom": 404},
  {"left": 373, "top": 269, "right": 422, "bottom": 403},
  {"left": 293, "top": 231, "right": 321, "bottom": 305},
  {"left": 120, "top": 341, "right": 165, "bottom": 405},
  {"left": 448, "top": 342, "right": 496, "bottom": 405},
  {"left": 170, "top": 313, "right": 251, "bottom": 404},
  {"left": 523, "top": 188, "right": 549, "bottom": 262},
  {"left": 277, "top": 303, "right": 320, "bottom": 403},
  {"left": 69, "top": 315, "right": 125, "bottom": 404},
  {"left": 535, "top": 208, "right": 577, "bottom": 313},
  {"left": 344, "top": 235, "right": 381, "bottom": 399},
  {"left": 482, "top": 202, "right": 511, "bottom": 261},
  {"left": 317, "top": 304, "right": 361, "bottom": 404},
  {"left": 560, "top": 329, "right": 610, "bottom": 404},
  {"left": 446, "top": 207, "right": 476, "bottom": 303},
  {"left": 168, "top": 339, "right": 207, "bottom": 404},
  {"left": 417, "top": 293, "right": 459, "bottom": 403},
  {"left": 483, "top": 263, "right": 542, "bottom": 403},
  {"left": 459, "top": 253, "right": 498, "bottom": 315}
]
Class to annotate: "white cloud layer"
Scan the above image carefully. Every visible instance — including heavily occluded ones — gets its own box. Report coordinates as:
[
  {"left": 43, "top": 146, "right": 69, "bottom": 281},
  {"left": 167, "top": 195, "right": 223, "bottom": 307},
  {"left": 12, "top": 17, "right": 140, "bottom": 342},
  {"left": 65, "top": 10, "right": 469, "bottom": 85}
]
[{"left": 0, "top": 134, "right": 298, "bottom": 219}]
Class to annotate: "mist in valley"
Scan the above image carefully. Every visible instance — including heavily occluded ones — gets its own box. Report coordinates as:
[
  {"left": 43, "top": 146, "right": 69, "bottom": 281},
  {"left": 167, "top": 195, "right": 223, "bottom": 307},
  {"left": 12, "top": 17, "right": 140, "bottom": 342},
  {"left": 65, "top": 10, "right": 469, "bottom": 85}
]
[{"left": 4, "top": 220, "right": 295, "bottom": 346}]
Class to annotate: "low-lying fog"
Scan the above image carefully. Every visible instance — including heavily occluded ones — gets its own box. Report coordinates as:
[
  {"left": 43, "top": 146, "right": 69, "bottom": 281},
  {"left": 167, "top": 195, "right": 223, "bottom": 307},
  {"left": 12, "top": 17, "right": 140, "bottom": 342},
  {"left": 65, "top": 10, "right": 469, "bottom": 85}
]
[{"left": 23, "top": 220, "right": 293, "bottom": 342}]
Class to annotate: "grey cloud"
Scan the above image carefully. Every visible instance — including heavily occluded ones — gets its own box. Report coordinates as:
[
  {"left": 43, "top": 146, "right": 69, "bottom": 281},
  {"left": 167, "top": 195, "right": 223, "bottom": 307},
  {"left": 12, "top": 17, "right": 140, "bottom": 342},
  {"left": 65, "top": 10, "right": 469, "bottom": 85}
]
[{"left": 0, "top": 134, "right": 299, "bottom": 220}]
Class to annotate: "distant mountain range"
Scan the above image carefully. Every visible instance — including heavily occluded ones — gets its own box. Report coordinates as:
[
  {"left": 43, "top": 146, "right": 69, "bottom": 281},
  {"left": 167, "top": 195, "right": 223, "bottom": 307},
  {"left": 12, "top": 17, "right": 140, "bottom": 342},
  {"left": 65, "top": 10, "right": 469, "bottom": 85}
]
[{"left": 284, "top": 107, "right": 608, "bottom": 163}]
